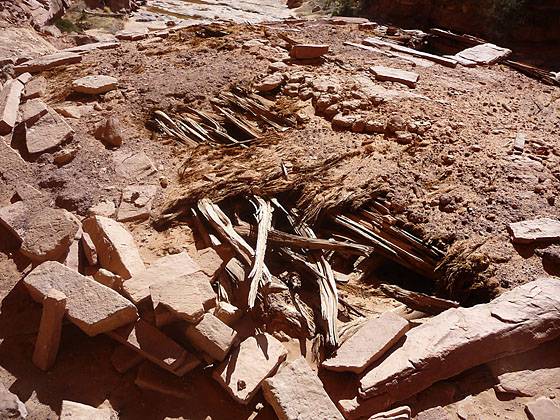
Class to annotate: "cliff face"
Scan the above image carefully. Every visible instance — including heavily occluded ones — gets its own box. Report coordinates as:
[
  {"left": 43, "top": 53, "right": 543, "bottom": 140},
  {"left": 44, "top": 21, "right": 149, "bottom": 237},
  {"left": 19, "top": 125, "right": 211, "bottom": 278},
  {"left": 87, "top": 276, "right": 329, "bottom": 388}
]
[{"left": 361, "top": 0, "right": 560, "bottom": 66}]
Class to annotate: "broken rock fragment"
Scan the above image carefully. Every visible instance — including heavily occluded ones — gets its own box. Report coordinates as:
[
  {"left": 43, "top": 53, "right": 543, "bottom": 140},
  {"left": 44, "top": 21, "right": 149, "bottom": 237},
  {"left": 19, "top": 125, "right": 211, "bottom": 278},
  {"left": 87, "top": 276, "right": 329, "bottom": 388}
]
[
  {"left": 0, "top": 384, "right": 27, "bottom": 419},
  {"left": 108, "top": 319, "right": 200, "bottom": 376},
  {"left": 369, "top": 406, "right": 411, "bottom": 419},
  {"left": 370, "top": 66, "right": 419, "bottom": 88},
  {"left": 14, "top": 51, "right": 82, "bottom": 74},
  {"left": 508, "top": 217, "right": 560, "bottom": 244},
  {"left": 263, "top": 357, "right": 344, "bottom": 420},
  {"left": 60, "top": 400, "right": 112, "bottom": 419},
  {"left": 213, "top": 333, "right": 287, "bottom": 404},
  {"left": 24, "top": 261, "right": 138, "bottom": 336},
  {"left": 82, "top": 215, "right": 145, "bottom": 279},
  {"left": 322, "top": 312, "right": 409, "bottom": 374},
  {"left": 290, "top": 44, "right": 329, "bottom": 59},
  {"left": 72, "top": 75, "right": 118, "bottom": 95},
  {"left": 525, "top": 397, "right": 560, "bottom": 420},
  {"left": 32, "top": 289, "right": 66, "bottom": 371},
  {"left": 20, "top": 98, "right": 48, "bottom": 125},
  {"left": 255, "top": 73, "right": 285, "bottom": 93},
  {"left": 0, "top": 78, "right": 24, "bottom": 135},
  {"left": 0, "top": 201, "right": 79, "bottom": 262},
  {"left": 347, "top": 278, "right": 560, "bottom": 418},
  {"left": 25, "top": 107, "right": 74, "bottom": 154},
  {"left": 456, "top": 43, "right": 511, "bottom": 65},
  {"left": 94, "top": 116, "right": 123, "bottom": 147},
  {"left": 184, "top": 312, "right": 238, "bottom": 361},
  {"left": 116, "top": 185, "right": 157, "bottom": 222},
  {"left": 22, "top": 76, "right": 47, "bottom": 100}
]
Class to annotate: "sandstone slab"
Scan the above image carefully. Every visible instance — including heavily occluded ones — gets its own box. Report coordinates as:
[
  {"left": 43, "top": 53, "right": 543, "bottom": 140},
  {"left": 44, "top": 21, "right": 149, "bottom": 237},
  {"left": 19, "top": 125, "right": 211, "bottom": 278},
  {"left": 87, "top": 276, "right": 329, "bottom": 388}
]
[
  {"left": 64, "top": 41, "right": 120, "bottom": 54},
  {"left": 81, "top": 232, "right": 98, "bottom": 266},
  {"left": 22, "top": 76, "right": 47, "bottom": 100},
  {"left": 508, "top": 218, "right": 560, "bottom": 244},
  {"left": 370, "top": 66, "right": 419, "bottom": 88},
  {"left": 150, "top": 271, "right": 216, "bottom": 325},
  {"left": 323, "top": 312, "right": 409, "bottom": 374},
  {"left": 185, "top": 312, "right": 237, "bottom": 361},
  {"left": 20, "top": 98, "right": 47, "bottom": 125},
  {"left": 192, "top": 247, "right": 224, "bottom": 278},
  {"left": 24, "top": 261, "right": 138, "bottom": 336},
  {"left": 456, "top": 43, "right": 511, "bottom": 65},
  {"left": 94, "top": 116, "right": 123, "bottom": 147},
  {"left": 72, "top": 75, "right": 118, "bottom": 95},
  {"left": 263, "top": 357, "right": 344, "bottom": 420},
  {"left": 255, "top": 74, "right": 285, "bottom": 92},
  {"left": 32, "top": 289, "right": 66, "bottom": 371},
  {"left": 0, "top": 79, "right": 24, "bottom": 135},
  {"left": 135, "top": 362, "right": 190, "bottom": 399},
  {"left": 214, "top": 301, "right": 242, "bottom": 326},
  {"left": 369, "top": 406, "right": 411, "bottom": 419},
  {"left": 82, "top": 215, "right": 145, "bottom": 279},
  {"left": 108, "top": 319, "right": 200, "bottom": 376},
  {"left": 416, "top": 406, "right": 452, "bottom": 420},
  {"left": 116, "top": 185, "right": 157, "bottom": 222},
  {"left": 213, "top": 333, "right": 287, "bottom": 404},
  {"left": 290, "top": 44, "right": 329, "bottom": 59},
  {"left": 26, "top": 107, "right": 74, "bottom": 154},
  {"left": 14, "top": 51, "right": 82, "bottom": 74},
  {"left": 122, "top": 251, "right": 201, "bottom": 304},
  {"left": 111, "top": 344, "right": 144, "bottom": 373},
  {"left": 525, "top": 397, "right": 560, "bottom": 420},
  {"left": 60, "top": 400, "right": 112, "bottom": 420},
  {"left": 93, "top": 268, "right": 123, "bottom": 291},
  {"left": 112, "top": 150, "right": 157, "bottom": 180},
  {"left": 347, "top": 279, "right": 560, "bottom": 419},
  {"left": 0, "top": 201, "right": 79, "bottom": 262}
]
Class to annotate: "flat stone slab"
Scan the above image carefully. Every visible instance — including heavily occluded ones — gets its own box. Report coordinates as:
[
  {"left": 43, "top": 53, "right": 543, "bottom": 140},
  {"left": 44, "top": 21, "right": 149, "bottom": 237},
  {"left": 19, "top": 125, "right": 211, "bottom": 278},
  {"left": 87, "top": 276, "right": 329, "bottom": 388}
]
[
  {"left": 191, "top": 247, "right": 224, "bottom": 278},
  {"left": 108, "top": 318, "right": 200, "bottom": 376},
  {"left": 416, "top": 406, "right": 452, "bottom": 420},
  {"left": 290, "top": 44, "right": 329, "bottom": 59},
  {"left": 72, "top": 75, "right": 118, "bottom": 95},
  {"left": 14, "top": 51, "right": 82, "bottom": 74},
  {"left": 263, "top": 357, "right": 344, "bottom": 420},
  {"left": 0, "top": 201, "right": 79, "bottom": 262},
  {"left": 82, "top": 215, "right": 145, "bottom": 280},
  {"left": 22, "top": 76, "right": 47, "bottom": 100},
  {"left": 116, "top": 184, "right": 158, "bottom": 222},
  {"left": 508, "top": 218, "right": 560, "bottom": 244},
  {"left": 525, "top": 397, "right": 560, "bottom": 420},
  {"left": 112, "top": 150, "right": 157, "bottom": 181},
  {"left": 213, "top": 333, "right": 287, "bottom": 404},
  {"left": 135, "top": 362, "right": 190, "bottom": 399},
  {"left": 323, "top": 312, "right": 409, "bottom": 374},
  {"left": 345, "top": 278, "right": 560, "bottom": 419},
  {"left": 456, "top": 43, "right": 511, "bottom": 65},
  {"left": 150, "top": 270, "right": 216, "bottom": 324},
  {"left": 255, "top": 73, "right": 285, "bottom": 92},
  {"left": 20, "top": 98, "right": 48, "bottom": 125},
  {"left": 110, "top": 344, "right": 144, "bottom": 374},
  {"left": 0, "top": 79, "right": 24, "bottom": 135},
  {"left": 26, "top": 107, "right": 74, "bottom": 154},
  {"left": 60, "top": 400, "right": 112, "bottom": 419},
  {"left": 24, "top": 261, "right": 138, "bottom": 336},
  {"left": 185, "top": 312, "right": 238, "bottom": 361},
  {"left": 122, "top": 251, "right": 202, "bottom": 304},
  {"left": 370, "top": 66, "right": 419, "bottom": 88},
  {"left": 63, "top": 41, "right": 120, "bottom": 54}
]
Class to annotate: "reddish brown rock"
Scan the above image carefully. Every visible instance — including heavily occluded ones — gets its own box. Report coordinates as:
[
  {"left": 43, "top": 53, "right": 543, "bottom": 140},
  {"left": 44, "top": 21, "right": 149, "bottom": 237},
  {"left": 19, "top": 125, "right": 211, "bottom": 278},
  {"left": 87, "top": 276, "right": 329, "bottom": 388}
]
[
  {"left": 348, "top": 279, "right": 560, "bottom": 419},
  {"left": 135, "top": 362, "right": 190, "bottom": 399},
  {"left": 94, "top": 116, "right": 124, "bottom": 147},
  {"left": 0, "top": 201, "right": 79, "bottom": 262},
  {"left": 22, "top": 76, "right": 47, "bottom": 100},
  {"left": 32, "top": 289, "right": 66, "bottom": 371},
  {"left": 191, "top": 247, "right": 224, "bottom": 278},
  {"left": 81, "top": 232, "right": 98, "bottom": 266},
  {"left": 116, "top": 185, "right": 157, "bottom": 222},
  {"left": 72, "top": 75, "right": 118, "bottom": 95},
  {"left": 213, "top": 333, "right": 287, "bottom": 404},
  {"left": 14, "top": 51, "right": 82, "bottom": 74},
  {"left": 184, "top": 312, "right": 237, "bottom": 361},
  {"left": 24, "top": 261, "right": 138, "bottom": 336},
  {"left": 108, "top": 319, "right": 200, "bottom": 376},
  {"left": 82, "top": 215, "right": 145, "bottom": 279},
  {"left": 20, "top": 98, "right": 47, "bottom": 125},
  {"left": 416, "top": 406, "right": 452, "bottom": 420},
  {"left": 0, "top": 79, "right": 24, "bottom": 135},
  {"left": 122, "top": 251, "right": 201, "bottom": 304},
  {"left": 322, "top": 312, "right": 409, "bottom": 374},
  {"left": 111, "top": 344, "right": 144, "bottom": 374},
  {"left": 456, "top": 43, "right": 511, "bottom": 65},
  {"left": 263, "top": 357, "right": 344, "bottom": 420},
  {"left": 290, "top": 44, "right": 329, "bottom": 59},
  {"left": 508, "top": 218, "right": 560, "bottom": 244},
  {"left": 26, "top": 107, "right": 74, "bottom": 154},
  {"left": 525, "top": 397, "right": 560, "bottom": 420},
  {"left": 370, "top": 66, "right": 419, "bottom": 88}
]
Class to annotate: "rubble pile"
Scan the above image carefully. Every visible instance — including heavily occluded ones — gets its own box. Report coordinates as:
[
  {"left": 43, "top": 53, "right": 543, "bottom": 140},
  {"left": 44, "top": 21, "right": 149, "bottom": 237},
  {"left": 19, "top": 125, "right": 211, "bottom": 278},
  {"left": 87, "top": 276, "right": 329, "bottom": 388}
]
[{"left": 0, "top": 11, "right": 559, "bottom": 420}]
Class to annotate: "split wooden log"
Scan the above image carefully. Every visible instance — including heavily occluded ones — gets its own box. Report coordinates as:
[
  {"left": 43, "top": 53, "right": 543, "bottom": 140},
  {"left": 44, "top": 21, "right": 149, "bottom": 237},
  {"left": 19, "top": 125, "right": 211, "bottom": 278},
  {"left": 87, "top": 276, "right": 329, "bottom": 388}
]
[{"left": 379, "top": 284, "right": 459, "bottom": 315}]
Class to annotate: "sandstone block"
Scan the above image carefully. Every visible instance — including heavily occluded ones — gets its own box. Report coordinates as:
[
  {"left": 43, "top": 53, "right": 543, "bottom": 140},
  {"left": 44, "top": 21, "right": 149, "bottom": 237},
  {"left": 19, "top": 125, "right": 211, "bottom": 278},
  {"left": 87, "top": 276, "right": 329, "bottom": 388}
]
[
  {"left": 72, "top": 75, "right": 118, "bottom": 95},
  {"left": 32, "top": 289, "right": 66, "bottom": 371},
  {"left": 60, "top": 400, "right": 112, "bottom": 419},
  {"left": 191, "top": 247, "right": 224, "bottom": 278},
  {"left": 290, "top": 44, "right": 329, "bottom": 59},
  {"left": 213, "top": 333, "right": 287, "bottom": 404},
  {"left": 323, "top": 312, "right": 409, "bottom": 374},
  {"left": 22, "top": 76, "right": 47, "bottom": 100},
  {"left": 214, "top": 301, "right": 242, "bottom": 326},
  {"left": 26, "top": 107, "right": 74, "bottom": 154},
  {"left": 112, "top": 150, "right": 157, "bottom": 180},
  {"left": 456, "top": 43, "right": 511, "bottom": 65},
  {"left": 263, "top": 357, "right": 344, "bottom": 420},
  {"left": 0, "top": 79, "right": 24, "bottom": 135},
  {"left": 508, "top": 218, "right": 560, "bottom": 244},
  {"left": 122, "top": 251, "right": 201, "bottom": 304},
  {"left": 108, "top": 319, "right": 200, "bottom": 376},
  {"left": 82, "top": 215, "right": 145, "bottom": 279},
  {"left": 14, "top": 51, "right": 82, "bottom": 74},
  {"left": 20, "top": 99, "right": 48, "bottom": 125},
  {"left": 24, "top": 261, "right": 138, "bottom": 336},
  {"left": 94, "top": 116, "right": 123, "bottom": 147},
  {"left": 525, "top": 397, "right": 560, "bottom": 420},
  {"left": 349, "top": 279, "right": 560, "bottom": 418},
  {"left": 255, "top": 74, "right": 285, "bottom": 92},
  {"left": 81, "top": 232, "right": 98, "bottom": 266},
  {"left": 110, "top": 344, "right": 144, "bottom": 373},
  {"left": 93, "top": 268, "right": 123, "bottom": 291},
  {"left": 116, "top": 185, "right": 157, "bottom": 222},
  {"left": 370, "top": 66, "right": 419, "bottom": 88},
  {"left": 368, "top": 406, "right": 411, "bottom": 419},
  {"left": 185, "top": 312, "right": 237, "bottom": 361}
]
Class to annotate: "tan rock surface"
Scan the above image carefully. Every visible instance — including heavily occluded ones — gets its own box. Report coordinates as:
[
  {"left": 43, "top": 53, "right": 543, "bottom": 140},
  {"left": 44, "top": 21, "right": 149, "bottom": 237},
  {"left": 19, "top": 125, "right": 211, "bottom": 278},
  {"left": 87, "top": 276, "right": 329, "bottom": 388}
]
[
  {"left": 32, "top": 289, "right": 66, "bottom": 371},
  {"left": 20, "top": 98, "right": 47, "bottom": 125},
  {"left": 508, "top": 217, "right": 560, "bottom": 244},
  {"left": 24, "top": 261, "right": 138, "bottom": 336},
  {"left": 82, "top": 215, "right": 145, "bottom": 279},
  {"left": 290, "top": 44, "right": 329, "bottom": 59},
  {"left": 263, "top": 357, "right": 344, "bottom": 420},
  {"left": 370, "top": 65, "right": 419, "bottom": 88},
  {"left": 213, "top": 333, "right": 287, "bottom": 404},
  {"left": 184, "top": 312, "right": 237, "bottom": 361},
  {"left": 25, "top": 107, "right": 74, "bottom": 154},
  {"left": 116, "top": 185, "right": 157, "bottom": 222},
  {"left": 14, "top": 51, "right": 82, "bottom": 74},
  {"left": 60, "top": 400, "right": 112, "bottom": 420},
  {"left": 525, "top": 397, "right": 560, "bottom": 420},
  {"left": 72, "top": 75, "right": 118, "bottom": 95},
  {"left": 0, "top": 79, "right": 24, "bottom": 135}
]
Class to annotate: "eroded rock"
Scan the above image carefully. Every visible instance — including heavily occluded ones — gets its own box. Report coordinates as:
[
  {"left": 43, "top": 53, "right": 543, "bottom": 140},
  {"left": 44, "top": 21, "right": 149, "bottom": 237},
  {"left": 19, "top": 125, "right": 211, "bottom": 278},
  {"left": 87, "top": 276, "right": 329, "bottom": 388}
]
[
  {"left": 184, "top": 312, "right": 238, "bottom": 361},
  {"left": 25, "top": 107, "right": 74, "bottom": 154},
  {"left": 0, "top": 78, "right": 24, "bottom": 134},
  {"left": 72, "top": 75, "right": 118, "bottom": 95},
  {"left": 508, "top": 218, "right": 560, "bottom": 244}
]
